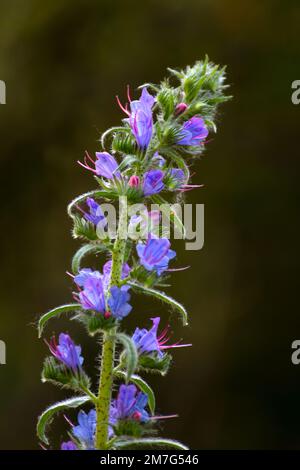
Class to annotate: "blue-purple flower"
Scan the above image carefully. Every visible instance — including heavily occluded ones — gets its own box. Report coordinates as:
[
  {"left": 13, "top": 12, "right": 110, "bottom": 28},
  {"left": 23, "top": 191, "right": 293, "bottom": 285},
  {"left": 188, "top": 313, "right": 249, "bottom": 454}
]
[
  {"left": 136, "top": 236, "right": 176, "bottom": 275},
  {"left": 61, "top": 441, "right": 77, "bottom": 450},
  {"left": 122, "top": 88, "right": 155, "bottom": 149},
  {"left": 74, "top": 266, "right": 132, "bottom": 319},
  {"left": 143, "top": 169, "right": 165, "bottom": 196},
  {"left": 48, "top": 333, "right": 83, "bottom": 372},
  {"left": 75, "top": 270, "right": 106, "bottom": 313},
  {"left": 110, "top": 384, "right": 149, "bottom": 425},
  {"left": 78, "top": 151, "right": 120, "bottom": 179},
  {"left": 132, "top": 317, "right": 192, "bottom": 358},
  {"left": 169, "top": 168, "right": 186, "bottom": 189},
  {"left": 72, "top": 409, "right": 96, "bottom": 449},
  {"left": 177, "top": 117, "right": 208, "bottom": 146},
  {"left": 108, "top": 286, "right": 132, "bottom": 319},
  {"left": 95, "top": 152, "right": 120, "bottom": 179},
  {"left": 83, "top": 198, "right": 107, "bottom": 227}
]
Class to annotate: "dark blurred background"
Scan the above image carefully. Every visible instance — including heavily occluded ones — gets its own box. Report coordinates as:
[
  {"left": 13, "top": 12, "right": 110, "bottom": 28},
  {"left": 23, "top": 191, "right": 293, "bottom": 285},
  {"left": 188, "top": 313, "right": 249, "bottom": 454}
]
[{"left": 0, "top": 0, "right": 299, "bottom": 450}]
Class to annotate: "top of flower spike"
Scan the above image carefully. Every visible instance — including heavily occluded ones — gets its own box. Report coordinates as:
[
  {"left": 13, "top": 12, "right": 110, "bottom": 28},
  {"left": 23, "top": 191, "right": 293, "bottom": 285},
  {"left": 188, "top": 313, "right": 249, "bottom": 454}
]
[{"left": 118, "top": 87, "right": 155, "bottom": 149}]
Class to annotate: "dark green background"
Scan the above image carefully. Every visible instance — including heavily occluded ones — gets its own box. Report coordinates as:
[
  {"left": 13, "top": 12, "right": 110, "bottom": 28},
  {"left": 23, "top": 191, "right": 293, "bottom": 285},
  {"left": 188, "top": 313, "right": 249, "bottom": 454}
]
[{"left": 0, "top": 0, "right": 299, "bottom": 449}]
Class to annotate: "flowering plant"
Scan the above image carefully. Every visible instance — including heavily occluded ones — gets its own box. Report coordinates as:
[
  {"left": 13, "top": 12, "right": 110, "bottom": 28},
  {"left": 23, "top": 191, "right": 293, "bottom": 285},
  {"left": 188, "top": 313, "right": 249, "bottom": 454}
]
[{"left": 36, "top": 58, "right": 230, "bottom": 450}]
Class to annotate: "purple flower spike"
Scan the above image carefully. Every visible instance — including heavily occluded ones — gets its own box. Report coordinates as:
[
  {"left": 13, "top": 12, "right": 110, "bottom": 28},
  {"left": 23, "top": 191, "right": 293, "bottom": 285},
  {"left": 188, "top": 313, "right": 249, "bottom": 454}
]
[
  {"left": 143, "top": 169, "right": 165, "bottom": 196},
  {"left": 48, "top": 333, "right": 83, "bottom": 372},
  {"left": 110, "top": 384, "right": 149, "bottom": 425},
  {"left": 84, "top": 198, "right": 107, "bottom": 227},
  {"left": 177, "top": 117, "right": 208, "bottom": 146},
  {"left": 108, "top": 286, "right": 132, "bottom": 319},
  {"left": 72, "top": 409, "right": 96, "bottom": 449},
  {"left": 61, "top": 441, "right": 77, "bottom": 450},
  {"left": 126, "top": 88, "right": 155, "bottom": 149},
  {"left": 132, "top": 317, "right": 192, "bottom": 358},
  {"left": 137, "top": 236, "right": 176, "bottom": 275},
  {"left": 95, "top": 152, "right": 120, "bottom": 179}
]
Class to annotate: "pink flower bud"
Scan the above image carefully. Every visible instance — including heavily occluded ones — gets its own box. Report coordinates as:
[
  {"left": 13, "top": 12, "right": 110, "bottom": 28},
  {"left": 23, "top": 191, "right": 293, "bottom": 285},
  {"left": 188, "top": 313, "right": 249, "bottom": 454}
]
[
  {"left": 104, "top": 311, "right": 111, "bottom": 320},
  {"left": 129, "top": 175, "right": 140, "bottom": 188},
  {"left": 132, "top": 411, "right": 142, "bottom": 421},
  {"left": 175, "top": 102, "right": 188, "bottom": 116}
]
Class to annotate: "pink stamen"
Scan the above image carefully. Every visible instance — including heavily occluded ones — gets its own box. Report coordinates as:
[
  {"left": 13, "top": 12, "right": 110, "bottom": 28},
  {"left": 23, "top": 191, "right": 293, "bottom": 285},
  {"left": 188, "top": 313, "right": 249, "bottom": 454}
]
[
  {"left": 63, "top": 414, "right": 74, "bottom": 427},
  {"left": 66, "top": 271, "right": 75, "bottom": 278},
  {"left": 166, "top": 266, "right": 191, "bottom": 272},
  {"left": 161, "top": 343, "right": 192, "bottom": 350},
  {"left": 127, "top": 84, "right": 132, "bottom": 103},
  {"left": 150, "top": 414, "right": 179, "bottom": 421},
  {"left": 77, "top": 160, "right": 97, "bottom": 174},
  {"left": 72, "top": 292, "right": 80, "bottom": 302},
  {"left": 116, "top": 95, "right": 130, "bottom": 116},
  {"left": 85, "top": 150, "right": 95, "bottom": 165},
  {"left": 157, "top": 325, "right": 170, "bottom": 342}
]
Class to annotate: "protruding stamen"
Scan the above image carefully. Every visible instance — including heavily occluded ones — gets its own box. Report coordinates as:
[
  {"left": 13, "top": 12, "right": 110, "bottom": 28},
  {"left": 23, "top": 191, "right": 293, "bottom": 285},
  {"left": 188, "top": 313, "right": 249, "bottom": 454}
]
[
  {"left": 116, "top": 95, "right": 130, "bottom": 116},
  {"left": 127, "top": 84, "right": 132, "bottom": 103}
]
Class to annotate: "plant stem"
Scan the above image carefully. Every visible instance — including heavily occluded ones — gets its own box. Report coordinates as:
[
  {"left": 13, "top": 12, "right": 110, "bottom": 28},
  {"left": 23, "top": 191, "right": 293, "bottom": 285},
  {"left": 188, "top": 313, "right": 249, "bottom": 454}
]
[{"left": 95, "top": 196, "right": 127, "bottom": 449}]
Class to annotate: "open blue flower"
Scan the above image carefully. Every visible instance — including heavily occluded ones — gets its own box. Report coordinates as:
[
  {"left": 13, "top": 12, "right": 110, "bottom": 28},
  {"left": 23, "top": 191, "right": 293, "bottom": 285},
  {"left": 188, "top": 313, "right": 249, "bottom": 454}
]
[
  {"left": 75, "top": 269, "right": 106, "bottom": 314},
  {"left": 177, "top": 117, "right": 208, "bottom": 146},
  {"left": 132, "top": 317, "right": 192, "bottom": 358},
  {"left": 74, "top": 267, "right": 132, "bottom": 320},
  {"left": 83, "top": 198, "right": 107, "bottom": 227},
  {"left": 110, "top": 384, "right": 149, "bottom": 425},
  {"left": 72, "top": 409, "right": 96, "bottom": 449},
  {"left": 61, "top": 441, "right": 77, "bottom": 450},
  {"left": 95, "top": 152, "right": 120, "bottom": 179},
  {"left": 137, "top": 236, "right": 176, "bottom": 275},
  {"left": 48, "top": 333, "right": 83, "bottom": 372},
  {"left": 143, "top": 169, "right": 165, "bottom": 196},
  {"left": 108, "top": 286, "right": 132, "bottom": 319},
  {"left": 126, "top": 88, "right": 155, "bottom": 149}
]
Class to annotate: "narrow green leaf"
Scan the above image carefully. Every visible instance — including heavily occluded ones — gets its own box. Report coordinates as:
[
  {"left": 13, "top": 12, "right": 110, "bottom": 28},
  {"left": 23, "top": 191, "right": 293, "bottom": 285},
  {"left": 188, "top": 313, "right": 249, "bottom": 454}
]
[
  {"left": 38, "top": 304, "right": 81, "bottom": 338},
  {"left": 37, "top": 396, "right": 90, "bottom": 445},
  {"left": 114, "top": 371, "right": 155, "bottom": 415},
  {"left": 115, "top": 438, "right": 189, "bottom": 450},
  {"left": 129, "top": 281, "right": 188, "bottom": 326},
  {"left": 71, "top": 244, "right": 107, "bottom": 274},
  {"left": 116, "top": 333, "right": 138, "bottom": 381}
]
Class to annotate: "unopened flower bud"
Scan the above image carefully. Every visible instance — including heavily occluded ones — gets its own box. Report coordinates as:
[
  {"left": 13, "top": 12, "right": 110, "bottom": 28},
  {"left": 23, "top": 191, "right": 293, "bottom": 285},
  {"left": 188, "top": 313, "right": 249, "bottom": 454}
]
[
  {"left": 129, "top": 175, "right": 140, "bottom": 188},
  {"left": 174, "top": 102, "right": 188, "bottom": 116},
  {"left": 104, "top": 311, "right": 111, "bottom": 320},
  {"left": 132, "top": 411, "right": 142, "bottom": 421}
]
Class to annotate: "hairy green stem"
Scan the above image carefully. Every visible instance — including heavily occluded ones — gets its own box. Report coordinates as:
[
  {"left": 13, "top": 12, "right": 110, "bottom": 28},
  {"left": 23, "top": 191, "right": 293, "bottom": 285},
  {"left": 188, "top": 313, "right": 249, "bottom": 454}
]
[{"left": 95, "top": 197, "right": 127, "bottom": 449}]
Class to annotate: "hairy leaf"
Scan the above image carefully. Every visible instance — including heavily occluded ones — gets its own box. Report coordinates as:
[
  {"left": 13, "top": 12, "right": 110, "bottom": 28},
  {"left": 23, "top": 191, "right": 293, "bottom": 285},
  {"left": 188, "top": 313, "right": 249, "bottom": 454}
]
[
  {"left": 37, "top": 396, "right": 90, "bottom": 444},
  {"left": 114, "top": 437, "right": 189, "bottom": 450},
  {"left": 116, "top": 333, "right": 138, "bottom": 381},
  {"left": 38, "top": 304, "right": 81, "bottom": 338},
  {"left": 71, "top": 243, "right": 107, "bottom": 274},
  {"left": 129, "top": 281, "right": 188, "bottom": 325}
]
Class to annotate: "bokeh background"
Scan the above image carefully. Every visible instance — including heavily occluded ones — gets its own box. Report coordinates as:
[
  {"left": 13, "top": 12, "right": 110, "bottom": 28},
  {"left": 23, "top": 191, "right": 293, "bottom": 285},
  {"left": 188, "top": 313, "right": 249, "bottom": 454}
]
[{"left": 0, "top": 0, "right": 299, "bottom": 450}]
